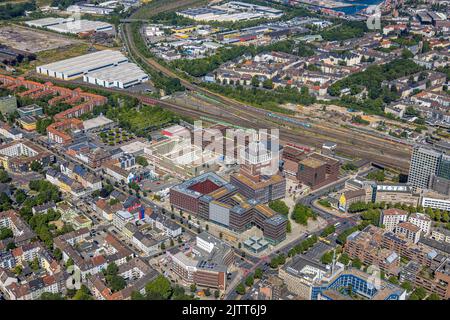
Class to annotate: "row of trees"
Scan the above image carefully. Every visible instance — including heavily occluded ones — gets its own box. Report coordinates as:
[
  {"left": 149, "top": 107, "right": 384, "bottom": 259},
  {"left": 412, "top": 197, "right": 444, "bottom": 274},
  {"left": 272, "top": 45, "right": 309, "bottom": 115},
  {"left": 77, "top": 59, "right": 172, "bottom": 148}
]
[
  {"left": 172, "top": 40, "right": 315, "bottom": 78},
  {"left": 0, "top": 0, "right": 36, "bottom": 20},
  {"left": 320, "top": 21, "right": 368, "bottom": 42},
  {"left": 287, "top": 235, "right": 318, "bottom": 259},
  {"left": 235, "top": 267, "right": 264, "bottom": 295},
  {"left": 131, "top": 275, "right": 195, "bottom": 300},
  {"left": 130, "top": 22, "right": 185, "bottom": 94},
  {"left": 328, "top": 59, "right": 424, "bottom": 114},
  {"left": 348, "top": 200, "right": 450, "bottom": 227},
  {"left": 105, "top": 104, "right": 180, "bottom": 139},
  {"left": 203, "top": 83, "right": 315, "bottom": 114}
]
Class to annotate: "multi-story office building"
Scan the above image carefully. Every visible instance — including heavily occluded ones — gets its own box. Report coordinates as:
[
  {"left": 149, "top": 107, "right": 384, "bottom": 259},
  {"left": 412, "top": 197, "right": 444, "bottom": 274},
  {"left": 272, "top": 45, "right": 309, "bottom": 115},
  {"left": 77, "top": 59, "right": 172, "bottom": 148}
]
[
  {"left": 112, "top": 210, "right": 134, "bottom": 231},
  {"left": 314, "top": 269, "right": 406, "bottom": 300},
  {"left": 297, "top": 153, "right": 340, "bottom": 190},
  {"left": 408, "top": 146, "right": 442, "bottom": 189},
  {"left": 279, "top": 256, "right": 344, "bottom": 300},
  {"left": 421, "top": 193, "right": 450, "bottom": 211},
  {"left": 371, "top": 184, "right": 419, "bottom": 207},
  {"left": 167, "top": 232, "right": 234, "bottom": 291},
  {"left": 17, "top": 104, "right": 43, "bottom": 118},
  {"left": 170, "top": 172, "right": 287, "bottom": 244},
  {"left": 230, "top": 140, "right": 286, "bottom": 204},
  {"left": 408, "top": 146, "right": 450, "bottom": 194}
]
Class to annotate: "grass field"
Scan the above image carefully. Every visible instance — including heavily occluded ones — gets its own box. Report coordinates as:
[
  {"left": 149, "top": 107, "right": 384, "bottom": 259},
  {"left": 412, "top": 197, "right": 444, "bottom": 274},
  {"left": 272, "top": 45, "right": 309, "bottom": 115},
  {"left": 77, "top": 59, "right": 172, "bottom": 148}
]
[{"left": 17, "top": 42, "right": 113, "bottom": 73}]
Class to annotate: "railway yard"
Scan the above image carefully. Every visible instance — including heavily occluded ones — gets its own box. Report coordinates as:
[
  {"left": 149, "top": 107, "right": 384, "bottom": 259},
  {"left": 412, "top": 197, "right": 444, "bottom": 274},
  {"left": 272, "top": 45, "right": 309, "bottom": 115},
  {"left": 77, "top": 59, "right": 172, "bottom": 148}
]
[{"left": 119, "top": 21, "right": 412, "bottom": 173}]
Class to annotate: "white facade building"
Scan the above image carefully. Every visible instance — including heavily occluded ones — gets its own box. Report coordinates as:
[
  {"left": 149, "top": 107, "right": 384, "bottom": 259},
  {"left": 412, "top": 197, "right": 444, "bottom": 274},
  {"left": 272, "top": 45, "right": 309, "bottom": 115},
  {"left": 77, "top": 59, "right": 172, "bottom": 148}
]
[
  {"left": 408, "top": 212, "right": 432, "bottom": 235},
  {"left": 380, "top": 208, "right": 408, "bottom": 232},
  {"left": 422, "top": 196, "right": 450, "bottom": 212}
]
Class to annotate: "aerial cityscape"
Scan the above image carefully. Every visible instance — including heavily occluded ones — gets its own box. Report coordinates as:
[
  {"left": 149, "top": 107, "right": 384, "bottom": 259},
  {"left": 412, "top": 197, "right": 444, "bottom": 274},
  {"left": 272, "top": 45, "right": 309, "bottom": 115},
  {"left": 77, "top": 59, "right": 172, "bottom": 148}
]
[{"left": 0, "top": 0, "right": 450, "bottom": 304}]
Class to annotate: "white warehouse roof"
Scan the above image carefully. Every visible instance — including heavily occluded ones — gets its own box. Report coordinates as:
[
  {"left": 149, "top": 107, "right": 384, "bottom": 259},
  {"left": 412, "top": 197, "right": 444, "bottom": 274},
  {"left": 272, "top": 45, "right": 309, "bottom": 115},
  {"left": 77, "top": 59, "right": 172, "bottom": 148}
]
[
  {"left": 25, "top": 17, "right": 74, "bottom": 28},
  {"left": 46, "top": 19, "right": 113, "bottom": 34},
  {"left": 37, "top": 50, "right": 128, "bottom": 79},
  {"left": 83, "top": 62, "right": 148, "bottom": 88}
]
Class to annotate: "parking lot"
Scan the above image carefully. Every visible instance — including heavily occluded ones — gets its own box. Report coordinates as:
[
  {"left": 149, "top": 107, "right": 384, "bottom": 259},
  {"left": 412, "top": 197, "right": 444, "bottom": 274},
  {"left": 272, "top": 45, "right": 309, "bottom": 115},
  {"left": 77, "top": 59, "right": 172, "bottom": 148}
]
[{"left": 304, "top": 241, "right": 334, "bottom": 262}]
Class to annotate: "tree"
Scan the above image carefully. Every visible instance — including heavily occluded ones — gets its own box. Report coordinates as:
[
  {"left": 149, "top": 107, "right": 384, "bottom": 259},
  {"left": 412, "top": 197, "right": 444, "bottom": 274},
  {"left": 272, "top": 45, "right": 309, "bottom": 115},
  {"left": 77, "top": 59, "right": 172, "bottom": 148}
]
[
  {"left": 53, "top": 248, "right": 63, "bottom": 261},
  {"left": 40, "top": 292, "right": 65, "bottom": 300},
  {"left": 204, "top": 288, "right": 211, "bottom": 296},
  {"left": 30, "top": 161, "right": 43, "bottom": 172},
  {"left": 214, "top": 290, "right": 220, "bottom": 299},
  {"left": 245, "top": 274, "right": 254, "bottom": 287},
  {"left": 31, "top": 257, "right": 40, "bottom": 271},
  {"left": 190, "top": 284, "right": 197, "bottom": 293},
  {"left": 262, "top": 79, "right": 273, "bottom": 89},
  {"left": 352, "top": 258, "right": 362, "bottom": 269},
  {"left": 107, "top": 275, "right": 126, "bottom": 292},
  {"left": 14, "top": 189, "right": 27, "bottom": 205},
  {"left": 171, "top": 285, "right": 194, "bottom": 300},
  {"left": 6, "top": 242, "right": 16, "bottom": 251},
  {"left": 66, "top": 257, "right": 74, "bottom": 268},
  {"left": 320, "top": 251, "right": 333, "bottom": 265},
  {"left": 0, "top": 169, "right": 11, "bottom": 183},
  {"left": 0, "top": 227, "right": 13, "bottom": 240},
  {"left": 402, "top": 49, "right": 414, "bottom": 59},
  {"left": 342, "top": 162, "right": 357, "bottom": 171},
  {"left": 13, "top": 265, "right": 22, "bottom": 276},
  {"left": 254, "top": 268, "right": 263, "bottom": 279},
  {"left": 413, "top": 287, "right": 427, "bottom": 300},
  {"left": 136, "top": 156, "right": 148, "bottom": 167},
  {"left": 367, "top": 170, "right": 385, "bottom": 182},
  {"left": 401, "top": 281, "right": 413, "bottom": 292},
  {"left": 286, "top": 220, "right": 292, "bottom": 233},
  {"left": 338, "top": 253, "right": 350, "bottom": 265},
  {"left": 408, "top": 293, "right": 419, "bottom": 300},
  {"left": 426, "top": 293, "right": 440, "bottom": 300},
  {"left": 251, "top": 75, "right": 260, "bottom": 87},
  {"left": 388, "top": 275, "right": 399, "bottom": 285},
  {"left": 321, "top": 225, "right": 336, "bottom": 237},
  {"left": 105, "top": 263, "right": 119, "bottom": 276},
  {"left": 236, "top": 283, "right": 246, "bottom": 295},
  {"left": 268, "top": 200, "right": 289, "bottom": 215},
  {"left": 73, "top": 285, "right": 93, "bottom": 300},
  {"left": 145, "top": 275, "right": 172, "bottom": 300},
  {"left": 291, "top": 204, "right": 316, "bottom": 225},
  {"left": 131, "top": 291, "right": 146, "bottom": 300}
]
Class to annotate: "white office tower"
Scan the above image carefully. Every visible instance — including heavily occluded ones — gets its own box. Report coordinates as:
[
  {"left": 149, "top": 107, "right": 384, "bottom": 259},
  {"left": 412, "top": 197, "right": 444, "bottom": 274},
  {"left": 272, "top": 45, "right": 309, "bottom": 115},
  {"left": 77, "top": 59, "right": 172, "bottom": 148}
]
[{"left": 408, "top": 146, "right": 441, "bottom": 189}]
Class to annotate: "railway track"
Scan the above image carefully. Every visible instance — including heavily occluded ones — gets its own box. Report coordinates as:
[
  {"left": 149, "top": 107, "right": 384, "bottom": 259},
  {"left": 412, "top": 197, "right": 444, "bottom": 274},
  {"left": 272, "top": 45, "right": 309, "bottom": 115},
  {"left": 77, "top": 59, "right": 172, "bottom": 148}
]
[
  {"left": 120, "top": 22, "right": 412, "bottom": 172},
  {"left": 30, "top": 71, "right": 411, "bottom": 172}
]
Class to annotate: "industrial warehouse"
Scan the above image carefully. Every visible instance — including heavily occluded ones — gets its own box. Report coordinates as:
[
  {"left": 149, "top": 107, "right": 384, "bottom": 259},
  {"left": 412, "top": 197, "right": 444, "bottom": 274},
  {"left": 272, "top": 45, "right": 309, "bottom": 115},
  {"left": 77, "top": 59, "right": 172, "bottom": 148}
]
[
  {"left": 177, "top": 1, "right": 283, "bottom": 22},
  {"left": 36, "top": 50, "right": 148, "bottom": 89},
  {"left": 25, "top": 17, "right": 114, "bottom": 35},
  {"left": 83, "top": 62, "right": 149, "bottom": 89}
]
